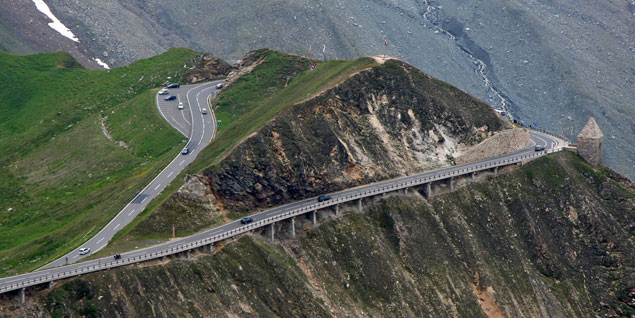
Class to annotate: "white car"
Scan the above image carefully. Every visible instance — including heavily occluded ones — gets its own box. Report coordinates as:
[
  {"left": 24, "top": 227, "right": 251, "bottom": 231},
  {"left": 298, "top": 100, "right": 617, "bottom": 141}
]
[
  {"left": 158, "top": 89, "right": 169, "bottom": 95},
  {"left": 178, "top": 102, "right": 184, "bottom": 109},
  {"left": 201, "top": 108, "right": 208, "bottom": 114},
  {"left": 79, "top": 247, "right": 91, "bottom": 255},
  {"left": 216, "top": 83, "right": 224, "bottom": 89}
]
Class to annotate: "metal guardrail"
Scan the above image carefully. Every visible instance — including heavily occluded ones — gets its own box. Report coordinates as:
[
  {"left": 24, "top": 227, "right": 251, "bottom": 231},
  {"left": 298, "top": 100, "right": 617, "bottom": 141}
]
[
  {"left": 527, "top": 127, "right": 571, "bottom": 144},
  {"left": 0, "top": 144, "right": 564, "bottom": 294}
]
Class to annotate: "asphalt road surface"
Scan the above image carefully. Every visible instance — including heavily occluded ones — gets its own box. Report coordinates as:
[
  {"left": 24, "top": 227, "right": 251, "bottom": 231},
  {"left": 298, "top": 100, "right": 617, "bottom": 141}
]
[
  {"left": 0, "top": 128, "right": 565, "bottom": 291},
  {"left": 39, "top": 80, "right": 223, "bottom": 270}
]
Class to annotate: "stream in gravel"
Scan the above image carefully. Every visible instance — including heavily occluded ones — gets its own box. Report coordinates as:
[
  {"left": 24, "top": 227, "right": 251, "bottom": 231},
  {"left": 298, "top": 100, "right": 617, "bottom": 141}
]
[{"left": 420, "top": 0, "right": 513, "bottom": 119}]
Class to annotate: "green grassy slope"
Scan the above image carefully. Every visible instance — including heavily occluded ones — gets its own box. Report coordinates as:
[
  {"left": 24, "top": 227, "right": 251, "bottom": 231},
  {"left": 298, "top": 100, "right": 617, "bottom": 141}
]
[
  {"left": 0, "top": 48, "right": 198, "bottom": 276},
  {"left": 98, "top": 50, "right": 378, "bottom": 253}
]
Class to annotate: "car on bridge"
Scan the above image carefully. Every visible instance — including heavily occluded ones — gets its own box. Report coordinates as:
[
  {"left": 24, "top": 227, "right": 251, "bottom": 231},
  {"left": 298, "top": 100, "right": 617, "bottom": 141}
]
[
  {"left": 164, "top": 95, "right": 177, "bottom": 101},
  {"left": 534, "top": 145, "right": 545, "bottom": 151},
  {"left": 317, "top": 195, "right": 332, "bottom": 202},
  {"left": 240, "top": 217, "right": 253, "bottom": 224}
]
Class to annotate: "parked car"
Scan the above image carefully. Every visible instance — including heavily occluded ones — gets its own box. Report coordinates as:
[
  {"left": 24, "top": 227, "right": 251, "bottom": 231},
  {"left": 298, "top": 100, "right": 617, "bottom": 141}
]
[
  {"left": 317, "top": 195, "right": 332, "bottom": 202},
  {"left": 158, "top": 89, "right": 169, "bottom": 95},
  {"left": 201, "top": 108, "right": 208, "bottom": 114},
  {"left": 167, "top": 83, "right": 180, "bottom": 88},
  {"left": 181, "top": 147, "right": 189, "bottom": 155},
  {"left": 178, "top": 102, "right": 184, "bottom": 109},
  {"left": 240, "top": 217, "right": 253, "bottom": 224},
  {"left": 534, "top": 145, "right": 545, "bottom": 151},
  {"left": 164, "top": 95, "right": 177, "bottom": 101},
  {"left": 79, "top": 247, "right": 91, "bottom": 255},
  {"left": 216, "top": 83, "right": 224, "bottom": 89}
]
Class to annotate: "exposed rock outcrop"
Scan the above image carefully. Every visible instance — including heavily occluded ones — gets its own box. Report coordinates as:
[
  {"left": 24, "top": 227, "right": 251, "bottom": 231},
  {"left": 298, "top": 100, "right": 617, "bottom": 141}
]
[
  {"left": 204, "top": 59, "right": 507, "bottom": 214},
  {"left": 185, "top": 53, "right": 232, "bottom": 84},
  {"left": 456, "top": 128, "right": 531, "bottom": 164}
]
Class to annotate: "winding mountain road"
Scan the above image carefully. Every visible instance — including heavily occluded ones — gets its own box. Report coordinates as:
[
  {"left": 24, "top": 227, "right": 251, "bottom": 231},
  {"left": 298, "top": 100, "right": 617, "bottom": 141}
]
[
  {"left": 1, "top": 124, "right": 566, "bottom": 293},
  {"left": 39, "top": 80, "right": 223, "bottom": 270}
]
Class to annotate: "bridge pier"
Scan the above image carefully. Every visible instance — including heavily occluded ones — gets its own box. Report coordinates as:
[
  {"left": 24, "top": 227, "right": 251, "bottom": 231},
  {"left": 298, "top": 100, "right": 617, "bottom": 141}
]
[
  {"left": 208, "top": 243, "right": 214, "bottom": 254},
  {"left": 448, "top": 177, "right": 454, "bottom": 191},
  {"left": 471, "top": 172, "right": 475, "bottom": 181},
  {"left": 334, "top": 204, "right": 339, "bottom": 217},
  {"left": 494, "top": 166, "right": 499, "bottom": 176},
  {"left": 290, "top": 217, "right": 295, "bottom": 238},
  {"left": 357, "top": 199, "right": 362, "bottom": 212},
  {"left": 186, "top": 250, "right": 191, "bottom": 260},
  {"left": 425, "top": 183, "right": 431, "bottom": 199},
  {"left": 20, "top": 288, "right": 25, "bottom": 304},
  {"left": 382, "top": 192, "right": 386, "bottom": 198},
  {"left": 311, "top": 210, "right": 317, "bottom": 225},
  {"left": 270, "top": 223, "right": 275, "bottom": 242}
]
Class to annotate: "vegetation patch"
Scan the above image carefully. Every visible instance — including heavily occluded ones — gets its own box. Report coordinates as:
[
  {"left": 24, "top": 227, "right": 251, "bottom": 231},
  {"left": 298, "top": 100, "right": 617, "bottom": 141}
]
[{"left": 0, "top": 48, "right": 199, "bottom": 275}]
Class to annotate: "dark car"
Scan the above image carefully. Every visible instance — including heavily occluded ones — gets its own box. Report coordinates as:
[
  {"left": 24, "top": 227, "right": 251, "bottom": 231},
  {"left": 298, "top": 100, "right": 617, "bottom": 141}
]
[
  {"left": 240, "top": 217, "right": 253, "bottom": 224},
  {"left": 317, "top": 195, "right": 332, "bottom": 202},
  {"left": 167, "top": 83, "right": 180, "bottom": 89},
  {"left": 534, "top": 145, "right": 545, "bottom": 151},
  {"left": 164, "top": 95, "right": 177, "bottom": 101}
]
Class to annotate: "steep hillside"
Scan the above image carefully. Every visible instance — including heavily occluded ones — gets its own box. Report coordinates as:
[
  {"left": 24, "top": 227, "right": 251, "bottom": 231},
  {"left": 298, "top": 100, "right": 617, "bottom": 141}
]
[
  {"left": 98, "top": 50, "right": 382, "bottom": 249},
  {"left": 119, "top": 56, "right": 510, "bottom": 245},
  {"left": 0, "top": 49, "right": 229, "bottom": 275},
  {"left": 5, "top": 152, "right": 632, "bottom": 317},
  {"left": 2, "top": 0, "right": 632, "bottom": 179},
  {"left": 203, "top": 59, "right": 506, "bottom": 213}
]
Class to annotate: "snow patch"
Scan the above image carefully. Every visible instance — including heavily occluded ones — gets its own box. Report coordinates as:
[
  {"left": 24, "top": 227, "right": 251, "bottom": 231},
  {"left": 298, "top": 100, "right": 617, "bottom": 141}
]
[
  {"left": 32, "top": 0, "right": 79, "bottom": 43},
  {"left": 94, "top": 58, "right": 110, "bottom": 69}
]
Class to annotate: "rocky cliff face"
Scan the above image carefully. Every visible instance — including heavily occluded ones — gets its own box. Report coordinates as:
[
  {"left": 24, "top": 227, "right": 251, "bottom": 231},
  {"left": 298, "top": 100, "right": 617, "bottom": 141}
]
[
  {"left": 203, "top": 60, "right": 507, "bottom": 214},
  {"left": 4, "top": 152, "right": 633, "bottom": 317},
  {"left": 138, "top": 58, "right": 509, "bottom": 237}
]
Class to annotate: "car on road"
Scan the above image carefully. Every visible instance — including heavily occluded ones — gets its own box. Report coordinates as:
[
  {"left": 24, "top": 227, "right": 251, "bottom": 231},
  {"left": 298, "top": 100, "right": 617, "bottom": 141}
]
[
  {"left": 317, "top": 195, "right": 332, "bottom": 202},
  {"left": 158, "top": 89, "right": 169, "bottom": 95},
  {"left": 534, "top": 145, "right": 545, "bottom": 151},
  {"left": 181, "top": 147, "right": 189, "bottom": 155},
  {"left": 167, "top": 83, "right": 180, "bottom": 89},
  {"left": 215, "top": 83, "right": 224, "bottom": 89},
  {"left": 79, "top": 247, "right": 90, "bottom": 255},
  {"left": 201, "top": 108, "right": 208, "bottom": 114},
  {"left": 240, "top": 217, "right": 253, "bottom": 224},
  {"left": 178, "top": 102, "right": 184, "bottom": 109},
  {"left": 164, "top": 95, "right": 177, "bottom": 101}
]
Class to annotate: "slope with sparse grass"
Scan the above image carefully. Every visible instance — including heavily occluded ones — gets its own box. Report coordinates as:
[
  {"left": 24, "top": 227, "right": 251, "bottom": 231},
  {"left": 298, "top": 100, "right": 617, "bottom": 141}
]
[{"left": 0, "top": 48, "right": 200, "bottom": 276}]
